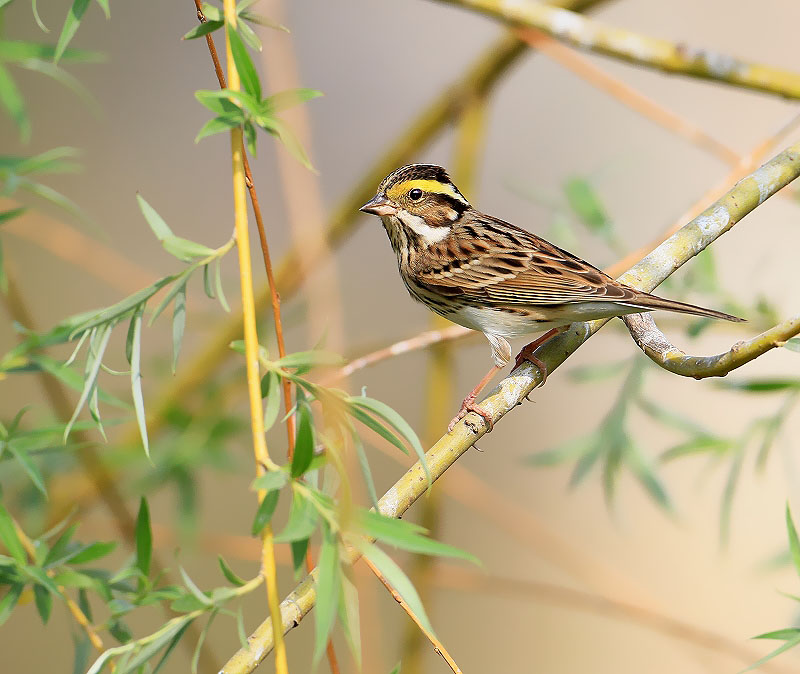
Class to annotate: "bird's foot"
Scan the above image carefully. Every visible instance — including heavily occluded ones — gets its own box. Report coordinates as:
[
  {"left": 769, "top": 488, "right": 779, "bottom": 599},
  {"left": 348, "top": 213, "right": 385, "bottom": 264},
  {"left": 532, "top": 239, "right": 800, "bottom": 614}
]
[{"left": 448, "top": 392, "right": 494, "bottom": 433}]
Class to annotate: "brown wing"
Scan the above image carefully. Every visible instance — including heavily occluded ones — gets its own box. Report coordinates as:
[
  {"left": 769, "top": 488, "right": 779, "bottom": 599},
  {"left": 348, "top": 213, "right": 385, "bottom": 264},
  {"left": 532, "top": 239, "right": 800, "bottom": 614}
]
[{"left": 413, "top": 212, "right": 640, "bottom": 307}]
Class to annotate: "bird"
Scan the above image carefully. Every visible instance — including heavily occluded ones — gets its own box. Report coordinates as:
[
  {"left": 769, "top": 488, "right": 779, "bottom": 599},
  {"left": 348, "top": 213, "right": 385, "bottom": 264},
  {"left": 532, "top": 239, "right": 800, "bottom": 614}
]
[{"left": 360, "top": 163, "right": 744, "bottom": 432}]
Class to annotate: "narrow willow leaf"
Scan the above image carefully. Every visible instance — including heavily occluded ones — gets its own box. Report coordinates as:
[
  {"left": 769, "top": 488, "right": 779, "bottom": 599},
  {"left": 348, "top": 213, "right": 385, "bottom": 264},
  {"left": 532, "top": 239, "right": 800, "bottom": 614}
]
[
  {"left": 720, "top": 450, "right": 745, "bottom": 546},
  {"left": 261, "top": 371, "right": 281, "bottom": 431},
  {"left": 264, "top": 88, "right": 323, "bottom": 114},
  {"left": 239, "top": 9, "right": 288, "bottom": 31},
  {"left": 64, "top": 323, "right": 112, "bottom": 441},
  {"left": 191, "top": 611, "right": 218, "bottom": 674},
  {"left": 135, "top": 497, "right": 152, "bottom": 579},
  {"left": 740, "top": 633, "right": 800, "bottom": 673},
  {"left": 202, "top": 263, "right": 215, "bottom": 299},
  {"left": 182, "top": 19, "right": 223, "bottom": 40},
  {"left": 0, "top": 583, "right": 23, "bottom": 626},
  {"left": 627, "top": 445, "right": 671, "bottom": 510},
  {"left": 786, "top": 505, "right": 800, "bottom": 577},
  {"left": 389, "top": 664, "right": 402, "bottom": 674},
  {"left": 194, "top": 89, "right": 242, "bottom": 115},
  {"left": 94, "top": 0, "right": 109, "bottom": 18},
  {"left": 122, "top": 616, "right": 195, "bottom": 673},
  {"left": 172, "top": 282, "right": 186, "bottom": 373},
  {"left": 71, "top": 634, "right": 91, "bottom": 674},
  {"left": 42, "top": 523, "right": 78, "bottom": 568},
  {"left": 0, "top": 207, "right": 27, "bottom": 225},
  {"left": 275, "top": 491, "right": 318, "bottom": 543},
  {"left": 251, "top": 469, "right": 288, "bottom": 492},
  {"left": 33, "top": 583, "right": 52, "bottom": 623},
  {"left": 276, "top": 350, "right": 344, "bottom": 369},
  {"left": 660, "top": 436, "right": 731, "bottom": 462},
  {"left": 717, "top": 378, "right": 800, "bottom": 393},
  {"left": 359, "top": 510, "right": 478, "bottom": 562},
  {"left": 195, "top": 114, "right": 241, "bottom": 144},
  {"left": 564, "top": 176, "right": 612, "bottom": 238},
  {"left": 217, "top": 556, "right": 245, "bottom": 587},
  {"left": 237, "top": 20, "right": 262, "bottom": 51},
  {"left": 214, "top": 259, "right": 229, "bottom": 311},
  {"left": 136, "top": 193, "right": 173, "bottom": 241},
  {"left": 7, "top": 444, "right": 47, "bottom": 496},
  {"left": 360, "top": 542, "right": 436, "bottom": 636},
  {"left": 347, "top": 405, "right": 408, "bottom": 456},
  {"left": 129, "top": 305, "right": 149, "bottom": 458},
  {"left": 18, "top": 58, "right": 97, "bottom": 110},
  {"left": 291, "top": 538, "right": 309, "bottom": 577},
  {"left": 180, "top": 567, "right": 211, "bottom": 606},
  {"left": 0, "top": 236, "right": 7, "bottom": 294},
  {"left": 151, "top": 618, "right": 193, "bottom": 674},
  {"left": 199, "top": 2, "right": 221, "bottom": 21},
  {"left": 67, "top": 540, "right": 116, "bottom": 565},
  {"left": 526, "top": 435, "right": 594, "bottom": 467},
  {"left": 314, "top": 523, "right": 340, "bottom": 663},
  {"left": 149, "top": 270, "right": 192, "bottom": 326},
  {"left": 251, "top": 490, "right": 280, "bottom": 536},
  {"left": 352, "top": 432, "right": 378, "bottom": 510},
  {"left": 0, "top": 63, "right": 30, "bottom": 142},
  {"left": 161, "top": 235, "right": 216, "bottom": 261},
  {"left": 226, "top": 23, "right": 261, "bottom": 100},
  {"left": 291, "top": 402, "right": 314, "bottom": 478},
  {"left": 351, "top": 396, "right": 429, "bottom": 481},
  {"left": 260, "top": 116, "right": 314, "bottom": 171},
  {"left": 785, "top": 338, "right": 800, "bottom": 353},
  {"left": 25, "top": 565, "right": 60, "bottom": 596},
  {"left": 55, "top": 0, "right": 91, "bottom": 63},
  {"left": 339, "top": 565, "right": 361, "bottom": 667},
  {"left": 235, "top": 606, "right": 248, "bottom": 649}
]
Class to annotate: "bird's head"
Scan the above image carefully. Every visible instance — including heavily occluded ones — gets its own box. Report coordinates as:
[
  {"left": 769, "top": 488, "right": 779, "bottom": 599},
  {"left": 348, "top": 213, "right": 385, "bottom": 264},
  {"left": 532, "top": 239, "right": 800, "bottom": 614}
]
[{"left": 360, "top": 164, "right": 470, "bottom": 247}]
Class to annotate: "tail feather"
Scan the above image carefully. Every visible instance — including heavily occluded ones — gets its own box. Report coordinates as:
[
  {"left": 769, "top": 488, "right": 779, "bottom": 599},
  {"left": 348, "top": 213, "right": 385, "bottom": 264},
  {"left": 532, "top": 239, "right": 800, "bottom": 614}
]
[{"left": 626, "top": 293, "right": 745, "bottom": 323}]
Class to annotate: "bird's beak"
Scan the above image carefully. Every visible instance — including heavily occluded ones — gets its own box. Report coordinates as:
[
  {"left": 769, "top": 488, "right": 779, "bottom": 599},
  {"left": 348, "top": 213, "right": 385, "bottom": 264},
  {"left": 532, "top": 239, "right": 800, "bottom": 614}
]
[{"left": 360, "top": 195, "right": 398, "bottom": 217}]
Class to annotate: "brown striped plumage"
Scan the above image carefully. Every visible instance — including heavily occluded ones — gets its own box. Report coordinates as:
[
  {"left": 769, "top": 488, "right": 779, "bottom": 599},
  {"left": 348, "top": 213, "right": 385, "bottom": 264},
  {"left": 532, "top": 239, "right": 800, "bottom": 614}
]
[{"left": 361, "top": 164, "right": 744, "bottom": 429}]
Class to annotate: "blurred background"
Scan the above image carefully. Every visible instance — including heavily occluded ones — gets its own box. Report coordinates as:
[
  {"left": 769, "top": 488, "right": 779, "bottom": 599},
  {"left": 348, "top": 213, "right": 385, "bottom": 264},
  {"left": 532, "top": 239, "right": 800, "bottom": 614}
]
[{"left": 2, "top": 0, "right": 800, "bottom": 671}]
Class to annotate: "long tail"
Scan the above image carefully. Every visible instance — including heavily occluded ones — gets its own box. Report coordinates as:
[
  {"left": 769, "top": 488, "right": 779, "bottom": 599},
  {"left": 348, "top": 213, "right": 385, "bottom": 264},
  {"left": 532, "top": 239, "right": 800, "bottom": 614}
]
[{"left": 626, "top": 292, "right": 745, "bottom": 322}]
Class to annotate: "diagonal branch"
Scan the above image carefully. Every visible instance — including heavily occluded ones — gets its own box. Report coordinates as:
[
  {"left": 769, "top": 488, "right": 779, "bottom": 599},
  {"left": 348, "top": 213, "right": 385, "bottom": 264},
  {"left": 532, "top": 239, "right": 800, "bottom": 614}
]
[
  {"left": 219, "top": 133, "right": 800, "bottom": 674},
  {"left": 436, "top": 0, "right": 800, "bottom": 100},
  {"left": 623, "top": 313, "right": 800, "bottom": 378}
]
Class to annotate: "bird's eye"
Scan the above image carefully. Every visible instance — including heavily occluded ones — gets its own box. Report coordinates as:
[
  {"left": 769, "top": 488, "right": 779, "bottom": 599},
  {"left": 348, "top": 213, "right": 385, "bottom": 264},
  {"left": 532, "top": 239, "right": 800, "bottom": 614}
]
[{"left": 408, "top": 188, "right": 423, "bottom": 201}]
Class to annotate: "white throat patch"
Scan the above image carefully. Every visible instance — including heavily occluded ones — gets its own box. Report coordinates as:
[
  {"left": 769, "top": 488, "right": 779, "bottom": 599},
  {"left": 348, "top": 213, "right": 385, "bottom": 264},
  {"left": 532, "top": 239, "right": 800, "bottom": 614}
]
[{"left": 397, "top": 211, "right": 450, "bottom": 244}]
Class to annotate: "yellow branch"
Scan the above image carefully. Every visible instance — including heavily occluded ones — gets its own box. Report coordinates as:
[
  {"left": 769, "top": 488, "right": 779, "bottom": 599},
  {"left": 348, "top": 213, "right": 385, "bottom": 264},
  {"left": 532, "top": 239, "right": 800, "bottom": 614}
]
[
  {"left": 221, "top": 2, "right": 287, "bottom": 673},
  {"left": 437, "top": 0, "right": 800, "bottom": 99}
]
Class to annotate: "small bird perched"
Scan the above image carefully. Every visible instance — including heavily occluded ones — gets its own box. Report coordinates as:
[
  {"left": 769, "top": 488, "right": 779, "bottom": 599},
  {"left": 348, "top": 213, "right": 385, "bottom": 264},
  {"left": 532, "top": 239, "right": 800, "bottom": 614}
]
[{"left": 360, "top": 164, "right": 743, "bottom": 431}]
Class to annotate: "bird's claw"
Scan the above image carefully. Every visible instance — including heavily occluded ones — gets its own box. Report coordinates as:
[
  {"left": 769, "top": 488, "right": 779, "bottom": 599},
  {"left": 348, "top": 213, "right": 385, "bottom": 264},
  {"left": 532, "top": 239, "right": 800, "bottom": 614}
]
[{"left": 448, "top": 394, "right": 494, "bottom": 433}]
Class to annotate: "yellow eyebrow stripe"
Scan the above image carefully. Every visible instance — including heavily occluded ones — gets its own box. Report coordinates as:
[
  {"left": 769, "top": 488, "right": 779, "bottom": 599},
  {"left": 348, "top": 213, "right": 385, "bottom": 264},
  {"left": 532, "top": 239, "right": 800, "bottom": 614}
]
[{"left": 386, "top": 179, "right": 461, "bottom": 201}]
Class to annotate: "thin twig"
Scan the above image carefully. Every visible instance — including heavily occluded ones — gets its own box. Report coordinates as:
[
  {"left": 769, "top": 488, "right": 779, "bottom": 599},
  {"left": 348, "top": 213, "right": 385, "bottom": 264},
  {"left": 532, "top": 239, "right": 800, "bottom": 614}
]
[
  {"left": 220, "top": 139, "right": 800, "bottom": 673},
  {"left": 191, "top": 0, "right": 295, "bottom": 448},
  {"left": 220, "top": 3, "right": 288, "bottom": 674},
  {"left": 624, "top": 312, "right": 800, "bottom": 378},
  {"left": 362, "top": 556, "right": 463, "bottom": 674},
  {"left": 439, "top": 0, "right": 800, "bottom": 100},
  {"left": 12, "top": 516, "right": 109, "bottom": 665}
]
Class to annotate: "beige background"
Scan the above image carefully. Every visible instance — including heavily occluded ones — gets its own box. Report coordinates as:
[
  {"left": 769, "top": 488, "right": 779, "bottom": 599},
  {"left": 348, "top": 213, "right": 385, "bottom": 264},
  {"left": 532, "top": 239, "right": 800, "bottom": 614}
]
[{"left": 2, "top": 0, "right": 800, "bottom": 672}]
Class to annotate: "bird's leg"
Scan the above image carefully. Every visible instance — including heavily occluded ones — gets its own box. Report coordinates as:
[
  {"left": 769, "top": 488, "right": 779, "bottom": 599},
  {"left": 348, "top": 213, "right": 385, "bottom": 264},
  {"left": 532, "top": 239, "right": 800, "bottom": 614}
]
[
  {"left": 448, "top": 364, "right": 501, "bottom": 433},
  {"left": 513, "top": 326, "right": 568, "bottom": 385}
]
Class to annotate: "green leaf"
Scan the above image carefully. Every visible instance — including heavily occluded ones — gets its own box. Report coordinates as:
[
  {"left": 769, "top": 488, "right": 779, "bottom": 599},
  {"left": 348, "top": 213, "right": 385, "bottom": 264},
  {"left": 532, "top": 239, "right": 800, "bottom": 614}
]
[
  {"left": 291, "top": 402, "right": 314, "bottom": 478},
  {"left": 347, "top": 405, "right": 408, "bottom": 456},
  {"left": 136, "top": 193, "right": 174, "bottom": 241},
  {"left": 0, "top": 583, "right": 23, "bottom": 626},
  {"left": 754, "top": 629, "right": 800, "bottom": 641},
  {"left": 128, "top": 305, "right": 149, "bottom": 458},
  {"left": 118, "top": 616, "right": 195, "bottom": 674},
  {"left": 71, "top": 633, "right": 91, "bottom": 674},
  {"left": 567, "top": 360, "right": 627, "bottom": 382},
  {"left": 784, "top": 338, "right": 800, "bottom": 353},
  {"left": 7, "top": 444, "right": 47, "bottom": 496},
  {"left": 717, "top": 378, "right": 800, "bottom": 393},
  {"left": 151, "top": 618, "right": 194, "bottom": 674},
  {"left": 564, "top": 176, "right": 612, "bottom": 238},
  {"left": 350, "top": 396, "right": 429, "bottom": 482},
  {"left": 258, "top": 116, "right": 314, "bottom": 171},
  {"left": 94, "top": 0, "right": 110, "bottom": 19},
  {"left": 63, "top": 323, "right": 112, "bottom": 441},
  {"left": 359, "top": 542, "right": 436, "bottom": 636},
  {"left": 251, "top": 470, "right": 288, "bottom": 492},
  {"left": 180, "top": 566, "right": 212, "bottom": 606},
  {"left": 263, "top": 88, "right": 323, "bottom": 114},
  {"left": 42, "top": 523, "right": 78, "bottom": 568},
  {"left": 33, "top": 583, "right": 52, "bottom": 623},
  {"left": 0, "top": 207, "right": 27, "bottom": 226},
  {"left": 214, "top": 259, "right": 229, "bottom": 312},
  {"left": 239, "top": 10, "right": 288, "bottom": 32},
  {"left": 352, "top": 432, "right": 378, "bottom": 510},
  {"left": 339, "top": 565, "right": 361, "bottom": 667},
  {"left": 0, "top": 502, "right": 26, "bottom": 565},
  {"left": 183, "top": 19, "right": 224, "bottom": 40},
  {"left": 314, "top": 523, "right": 340, "bottom": 663},
  {"left": 172, "top": 282, "right": 186, "bottom": 373},
  {"left": 251, "top": 490, "right": 280, "bottom": 536},
  {"left": 217, "top": 556, "right": 245, "bottom": 587},
  {"left": 68, "top": 540, "right": 116, "bottom": 565},
  {"left": 135, "top": 497, "right": 152, "bottom": 579},
  {"left": 290, "top": 538, "right": 309, "bottom": 577},
  {"left": 275, "top": 490, "right": 319, "bottom": 543},
  {"left": 786, "top": 505, "right": 800, "bottom": 578},
  {"left": 54, "top": 0, "right": 91, "bottom": 63},
  {"left": 0, "top": 41, "right": 102, "bottom": 63},
  {"left": 195, "top": 114, "right": 241, "bottom": 143},
  {"left": 740, "top": 632, "right": 800, "bottom": 672},
  {"left": 0, "top": 63, "right": 30, "bottom": 142},
  {"left": 359, "top": 510, "right": 478, "bottom": 562},
  {"left": 261, "top": 371, "right": 282, "bottom": 431},
  {"left": 202, "top": 263, "right": 215, "bottom": 299},
  {"left": 276, "top": 350, "right": 344, "bottom": 370},
  {"left": 161, "top": 235, "right": 216, "bottom": 261},
  {"left": 237, "top": 20, "right": 262, "bottom": 51},
  {"left": 226, "top": 23, "right": 261, "bottom": 100}
]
